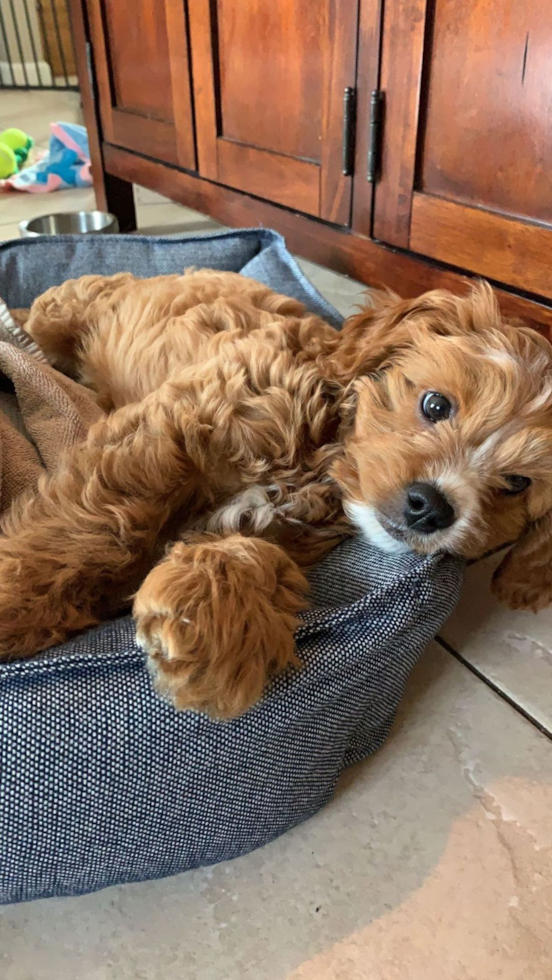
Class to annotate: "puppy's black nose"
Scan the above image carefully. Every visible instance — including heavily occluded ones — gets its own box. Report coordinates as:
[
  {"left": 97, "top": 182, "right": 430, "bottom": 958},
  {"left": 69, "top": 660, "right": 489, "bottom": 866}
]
[{"left": 404, "top": 482, "right": 455, "bottom": 534}]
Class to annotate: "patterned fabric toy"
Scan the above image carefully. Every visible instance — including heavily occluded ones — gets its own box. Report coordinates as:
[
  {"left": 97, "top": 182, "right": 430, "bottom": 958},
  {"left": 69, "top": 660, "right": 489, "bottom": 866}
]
[
  {"left": 0, "top": 128, "right": 33, "bottom": 179},
  {"left": 1, "top": 122, "right": 92, "bottom": 192}
]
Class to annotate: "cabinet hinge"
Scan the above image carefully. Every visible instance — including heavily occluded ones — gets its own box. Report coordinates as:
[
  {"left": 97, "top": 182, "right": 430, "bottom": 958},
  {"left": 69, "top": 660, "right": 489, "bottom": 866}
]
[
  {"left": 367, "top": 90, "right": 384, "bottom": 183},
  {"left": 342, "top": 86, "right": 356, "bottom": 177}
]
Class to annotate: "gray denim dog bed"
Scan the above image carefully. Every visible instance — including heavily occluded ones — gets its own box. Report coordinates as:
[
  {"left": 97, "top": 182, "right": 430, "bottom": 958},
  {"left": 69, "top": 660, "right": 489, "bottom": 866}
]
[{"left": 0, "top": 229, "right": 463, "bottom": 904}]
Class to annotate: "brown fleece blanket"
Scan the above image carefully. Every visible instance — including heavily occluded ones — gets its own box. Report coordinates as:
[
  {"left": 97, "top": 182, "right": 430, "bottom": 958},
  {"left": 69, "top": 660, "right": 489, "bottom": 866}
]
[{"left": 0, "top": 303, "right": 102, "bottom": 516}]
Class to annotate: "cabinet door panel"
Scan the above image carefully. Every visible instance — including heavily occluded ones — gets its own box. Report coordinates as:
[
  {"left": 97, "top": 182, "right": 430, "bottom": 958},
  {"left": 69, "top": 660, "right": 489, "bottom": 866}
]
[
  {"left": 87, "top": 0, "right": 196, "bottom": 168},
  {"left": 421, "top": 0, "right": 552, "bottom": 224},
  {"left": 104, "top": 0, "right": 173, "bottom": 121},
  {"left": 217, "top": 142, "right": 320, "bottom": 214},
  {"left": 218, "top": 1, "right": 325, "bottom": 161},
  {"left": 374, "top": 0, "right": 552, "bottom": 299},
  {"left": 189, "top": 0, "right": 358, "bottom": 224}
]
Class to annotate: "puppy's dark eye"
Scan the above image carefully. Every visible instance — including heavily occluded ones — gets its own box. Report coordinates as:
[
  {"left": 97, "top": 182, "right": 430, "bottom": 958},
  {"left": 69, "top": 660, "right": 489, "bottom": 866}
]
[
  {"left": 421, "top": 391, "right": 452, "bottom": 423},
  {"left": 502, "top": 475, "right": 532, "bottom": 496}
]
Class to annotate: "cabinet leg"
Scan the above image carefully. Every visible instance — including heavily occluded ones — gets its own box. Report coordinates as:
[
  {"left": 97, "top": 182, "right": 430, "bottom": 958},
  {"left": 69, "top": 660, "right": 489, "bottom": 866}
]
[{"left": 94, "top": 169, "right": 137, "bottom": 233}]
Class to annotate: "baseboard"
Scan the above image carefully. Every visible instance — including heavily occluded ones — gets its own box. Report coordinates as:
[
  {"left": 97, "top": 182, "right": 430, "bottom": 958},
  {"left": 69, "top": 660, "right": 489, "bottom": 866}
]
[{"left": 0, "top": 60, "right": 53, "bottom": 87}]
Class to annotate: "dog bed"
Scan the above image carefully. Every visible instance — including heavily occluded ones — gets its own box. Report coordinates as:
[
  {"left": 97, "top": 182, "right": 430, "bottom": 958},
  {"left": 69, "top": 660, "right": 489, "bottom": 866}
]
[{"left": 0, "top": 229, "right": 463, "bottom": 904}]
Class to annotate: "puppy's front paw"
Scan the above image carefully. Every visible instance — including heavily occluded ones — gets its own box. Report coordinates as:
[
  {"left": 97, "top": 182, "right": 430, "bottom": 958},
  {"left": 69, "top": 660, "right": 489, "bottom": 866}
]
[
  {"left": 492, "top": 560, "right": 552, "bottom": 612},
  {"left": 134, "top": 536, "right": 308, "bottom": 719}
]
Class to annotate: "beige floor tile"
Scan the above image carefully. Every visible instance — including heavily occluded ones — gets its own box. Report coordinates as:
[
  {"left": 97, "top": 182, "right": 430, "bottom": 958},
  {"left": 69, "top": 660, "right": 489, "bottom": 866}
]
[
  {"left": 134, "top": 185, "right": 177, "bottom": 206},
  {"left": 0, "top": 186, "right": 95, "bottom": 229},
  {"left": 1, "top": 643, "right": 550, "bottom": 980},
  {"left": 297, "top": 256, "right": 368, "bottom": 318},
  {"left": 439, "top": 550, "right": 552, "bottom": 735},
  {"left": 0, "top": 222, "right": 23, "bottom": 241},
  {"left": 135, "top": 200, "right": 223, "bottom": 237},
  {"left": 0, "top": 89, "right": 83, "bottom": 146}
]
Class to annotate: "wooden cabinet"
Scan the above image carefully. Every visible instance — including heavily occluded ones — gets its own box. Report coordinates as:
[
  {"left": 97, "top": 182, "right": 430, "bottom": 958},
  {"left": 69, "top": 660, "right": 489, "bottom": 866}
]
[
  {"left": 188, "top": 0, "right": 359, "bottom": 223},
  {"left": 73, "top": 0, "right": 552, "bottom": 335},
  {"left": 87, "top": 0, "right": 195, "bottom": 168},
  {"left": 375, "top": 0, "right": 552, "bottom": 302}
]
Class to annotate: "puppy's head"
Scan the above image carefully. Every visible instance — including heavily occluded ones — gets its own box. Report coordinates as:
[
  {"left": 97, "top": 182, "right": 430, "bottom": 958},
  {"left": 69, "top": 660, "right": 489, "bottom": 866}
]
[{"left": 332, "top": 284, "right": 552, "bottom": 610}]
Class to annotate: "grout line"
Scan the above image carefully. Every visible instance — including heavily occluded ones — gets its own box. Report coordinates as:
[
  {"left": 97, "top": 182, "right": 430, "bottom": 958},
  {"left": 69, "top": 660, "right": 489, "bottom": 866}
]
[{"left": 435, "top": 635, "right": 552, "bottom": 741}]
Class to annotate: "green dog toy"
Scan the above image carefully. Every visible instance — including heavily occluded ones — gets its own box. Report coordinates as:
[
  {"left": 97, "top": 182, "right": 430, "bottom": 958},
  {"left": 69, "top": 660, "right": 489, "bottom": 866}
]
[{"left": 0, "top": 128, "right": 34, "bottom": 179}]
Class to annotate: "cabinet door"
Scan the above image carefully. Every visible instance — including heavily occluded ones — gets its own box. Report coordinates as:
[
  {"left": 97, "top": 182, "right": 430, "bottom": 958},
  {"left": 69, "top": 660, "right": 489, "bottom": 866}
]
[
  {"left": 87, "top": 0, "right": 196, "bottom": 169},
  {"left": 188, "top": 0, "right": 358, "bottom": 224},
  {"left": 374, "top": 0, "right": 552, "bottom": 300}
]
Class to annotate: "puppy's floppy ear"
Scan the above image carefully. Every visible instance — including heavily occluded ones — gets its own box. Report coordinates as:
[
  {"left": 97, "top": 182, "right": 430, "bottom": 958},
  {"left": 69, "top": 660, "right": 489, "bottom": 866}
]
[
  {"left": 328, "top": 283, "right": 498, "bottom": 385},
  {"left": 492, "top": 510, "right": 552, "bottom": 611}
]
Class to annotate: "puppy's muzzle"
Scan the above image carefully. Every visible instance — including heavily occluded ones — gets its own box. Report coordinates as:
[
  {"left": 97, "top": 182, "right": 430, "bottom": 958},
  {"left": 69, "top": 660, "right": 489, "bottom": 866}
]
[{"left": 404, "top": 482, "right": 455, "bottom": 534}]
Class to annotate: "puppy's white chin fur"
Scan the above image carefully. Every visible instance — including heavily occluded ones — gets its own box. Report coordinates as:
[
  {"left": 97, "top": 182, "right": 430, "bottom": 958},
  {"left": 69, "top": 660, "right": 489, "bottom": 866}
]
[{"left": 344, "top": 501, "right": 411, "bottom": 554}]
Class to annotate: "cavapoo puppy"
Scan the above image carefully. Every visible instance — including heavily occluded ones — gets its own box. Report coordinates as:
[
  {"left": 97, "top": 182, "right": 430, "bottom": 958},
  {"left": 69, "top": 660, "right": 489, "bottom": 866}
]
[{"left": 1, "top": 270, "right": 551, "bottom": 717}]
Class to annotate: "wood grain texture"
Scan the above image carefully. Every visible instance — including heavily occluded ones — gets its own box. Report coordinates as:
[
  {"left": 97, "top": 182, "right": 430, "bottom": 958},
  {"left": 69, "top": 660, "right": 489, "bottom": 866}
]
[
  {"left": 421, "top": 0, "right": 552, "bottom": 223},
  {"left": 69, "top": 0, "right": 104, "bottom": 192},
  {"left": 107, "top": 109, "right": 179, "bottom": 166},
  {"left": 372, "top": 0, "right": 427, "bottom": 246},
  {"left": 103, "top": 0, "right": 174, "bottom": 122},
  {"left": 188, "top": 0, "right": 357, "bottom": 222},
  {"left": 217, "top": 0, "right": 325, "bottom": 161},
  {"left": 410, "top": 194, "right": 552, "bottom": 301},
  {"left": 217, "top": 141, "right": 320, "bottom": 215},
  {"left": 319, "top": 0, "right": 359, "bottom": 224},
  {"left": 166, "top": 0, "right": 197, "bottom": 170},
  {"left": 38, "top": 0, "right": 76, "bottom": 77},
  {"left": 351, "top": 0, "right": 383, "bottom": 237},
  {"left": 186, "top": 0, "right": 218, "bottom": 179},
  {"left": 85, "top": 0, "right": 195, "bottom": 168},
  {"left": 85, "top": 0, "right": 116, "bottom": 144},
  {"left": 68, "top": 0, "right": 136, "bottom": 229},
  {"left": 103, "top": 144, "right": 552, "bottom": 337}
]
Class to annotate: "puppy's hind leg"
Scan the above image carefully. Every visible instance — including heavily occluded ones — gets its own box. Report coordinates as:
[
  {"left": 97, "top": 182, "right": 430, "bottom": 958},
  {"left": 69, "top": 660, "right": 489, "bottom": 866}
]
[
  {"left": 134, "top": 534, "right": 309, "bottom": 718},
  {"left": 0, "top": 386, "right": 196, "bottom": 659}
]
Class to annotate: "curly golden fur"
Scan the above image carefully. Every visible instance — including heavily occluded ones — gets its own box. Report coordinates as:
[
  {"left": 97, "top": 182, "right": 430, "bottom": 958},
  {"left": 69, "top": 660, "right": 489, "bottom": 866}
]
[{"left": 1, "top": 270, "right": 552, "bottom": 717}]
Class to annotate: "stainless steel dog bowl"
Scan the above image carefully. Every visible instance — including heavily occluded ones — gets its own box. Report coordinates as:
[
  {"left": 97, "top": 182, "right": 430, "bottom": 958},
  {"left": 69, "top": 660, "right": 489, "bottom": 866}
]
[{"left": 19, "top": 210, "right": 119, "bottom": 237}]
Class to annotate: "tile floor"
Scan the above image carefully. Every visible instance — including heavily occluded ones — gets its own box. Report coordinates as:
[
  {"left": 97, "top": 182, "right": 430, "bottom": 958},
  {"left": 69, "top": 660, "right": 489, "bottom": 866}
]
[{"left": 0, "top": 89, "right": 551, "bottom": 980}]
